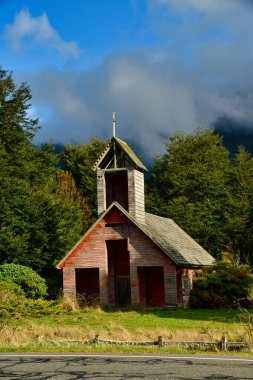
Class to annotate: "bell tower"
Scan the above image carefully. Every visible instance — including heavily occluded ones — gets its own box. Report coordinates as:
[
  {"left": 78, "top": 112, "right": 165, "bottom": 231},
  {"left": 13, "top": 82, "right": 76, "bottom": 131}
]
[{"left": 93, "top": 113, "right": 147, "bottom": 223}]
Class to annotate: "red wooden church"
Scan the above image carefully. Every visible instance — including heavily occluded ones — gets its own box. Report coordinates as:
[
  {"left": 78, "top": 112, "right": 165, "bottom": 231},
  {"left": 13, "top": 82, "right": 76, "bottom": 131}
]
[{"left": 58, "top": 124, "right": 214, "bottom": 308}]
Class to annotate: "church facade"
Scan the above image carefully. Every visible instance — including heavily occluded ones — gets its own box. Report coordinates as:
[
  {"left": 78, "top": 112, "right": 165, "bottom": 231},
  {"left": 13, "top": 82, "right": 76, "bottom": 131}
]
[{"left": 57, "top": 134, "right": 214, "bottom": 308}]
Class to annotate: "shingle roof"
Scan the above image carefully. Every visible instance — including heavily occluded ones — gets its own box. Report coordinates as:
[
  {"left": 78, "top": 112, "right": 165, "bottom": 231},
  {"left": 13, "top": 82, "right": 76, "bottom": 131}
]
[
  {"left": 114, "top": 137, "right": 147, "bottom": 171},
  {"left": 93, "top": 137, "right": 147, "bottom": 172},
  {"left": 57, "top": 202, "right": 215, "bottom": 269},
  {"left": 140, "top": 213, "right": 215, "bottom": 267}
]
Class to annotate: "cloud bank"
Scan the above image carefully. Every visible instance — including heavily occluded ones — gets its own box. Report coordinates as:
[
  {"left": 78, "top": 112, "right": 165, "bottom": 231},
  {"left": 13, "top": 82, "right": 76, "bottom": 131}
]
[{"left": 6, "top": 2, "right": 253, "bottom": 157}]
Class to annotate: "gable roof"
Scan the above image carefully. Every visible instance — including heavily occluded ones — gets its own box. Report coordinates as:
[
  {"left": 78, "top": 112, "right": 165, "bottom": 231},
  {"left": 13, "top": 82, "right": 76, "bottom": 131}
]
[
  {"left": 93, "top": 136, "right": 148, "bottom": 172},
  {"left": 142, "top": 213, "right": 215, "bottom": 267},
  {"left": 57, "top": 202, "right": 215, "bottom": 269}
]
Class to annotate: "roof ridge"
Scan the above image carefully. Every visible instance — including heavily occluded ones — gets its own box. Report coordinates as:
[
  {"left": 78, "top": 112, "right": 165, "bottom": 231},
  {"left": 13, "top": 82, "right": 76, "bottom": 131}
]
[
  {"left": 114, "top": 137, "right": 148, "bottom": 171},
  {"left": 114, "top": 136, "right": 125, "bottom": 144},
  {"left": 93, "top": 136, "right": 147, "bottom": 171}
]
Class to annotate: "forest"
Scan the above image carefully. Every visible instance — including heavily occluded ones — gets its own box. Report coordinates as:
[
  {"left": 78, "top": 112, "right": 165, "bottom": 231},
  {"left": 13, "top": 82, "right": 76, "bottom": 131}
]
[{"left": 0, "top": 68, "right": 253, "bottom": 299}]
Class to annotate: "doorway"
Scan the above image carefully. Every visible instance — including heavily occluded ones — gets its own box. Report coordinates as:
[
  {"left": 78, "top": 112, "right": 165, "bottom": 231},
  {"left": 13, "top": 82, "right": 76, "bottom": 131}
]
[
  {"left": 75, "top": 268, "right": 100, "bottom": 305},
  {"left": 106, "top": 239, "right": 130, "bottom": 307},
  {"left": 138, "top": 266, "right": 165, "bottom": 307}
]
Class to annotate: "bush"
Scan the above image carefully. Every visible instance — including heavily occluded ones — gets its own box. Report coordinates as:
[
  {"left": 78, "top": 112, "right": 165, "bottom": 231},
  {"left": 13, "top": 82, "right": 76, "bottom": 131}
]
[
  {"left": 22, "top": 299, "right": 62, "bottom": 317},
  {"left": 0, "top": 264, "right": 47, "bottom": 299},
  {"left": 0, "top": 280, "right": 26, "bottom": 318},
  {"left": 190, "top": 258, "right": 253, "bottom": 308},
  {"left": 0, "top": 280, "right": 25, "bottom": 305}
]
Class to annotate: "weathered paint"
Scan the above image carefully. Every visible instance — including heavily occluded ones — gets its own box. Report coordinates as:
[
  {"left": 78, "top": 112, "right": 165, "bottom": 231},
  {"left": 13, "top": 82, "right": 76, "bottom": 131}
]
[
  {"left": 97, "top": 168, "right": 145, "bottom": 223},
  {"left": 62, "top": 205, "right": 178, "bottom": 306}
]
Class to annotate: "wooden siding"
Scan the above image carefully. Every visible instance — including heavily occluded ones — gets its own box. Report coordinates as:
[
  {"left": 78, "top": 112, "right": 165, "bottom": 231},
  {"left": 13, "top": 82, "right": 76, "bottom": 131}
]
[
  {"left": 97, "top": 168, "right": 106, "bottom": 215},
  {"left": 134, "top": 169, "right": 145, "bottom": 223},
  {"left": 127, "top": 169, "right": 135, "bottom": 218},
  {"left": 128, "top": 169, "right": 145, "bottom": 224},
  {"left": 176, "top": 268, "right": 183, "bottom": 308},
  {"left": 97, "top": 168, "right": 145, "bottom": 225},
  {"left": 62, "top": 206, "right": 177, "bottom": 306}
]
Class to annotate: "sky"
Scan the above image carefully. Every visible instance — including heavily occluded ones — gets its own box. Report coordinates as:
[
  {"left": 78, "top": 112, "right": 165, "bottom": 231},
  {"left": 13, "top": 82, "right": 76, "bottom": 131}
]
[{"left": 1, "top": 0, "right": 253, "bottom": 156}]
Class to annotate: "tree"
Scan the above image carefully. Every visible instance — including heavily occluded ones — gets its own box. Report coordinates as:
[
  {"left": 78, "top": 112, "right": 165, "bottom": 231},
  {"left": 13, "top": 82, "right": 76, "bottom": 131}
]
[
  {"left": 57, "top": 170, "right": 92, "bottom": 233},
  {"left": 0, "top": 68, "right": 83, "bottom": 275},
  {"left": 0, "top": 142, "right": 83, "bottom": 271},
  {"left": 146, "top": 128, "right": 231, "bottom": 257},
  {"left": 225, "top": 146, "right": 253, "bottom": 264},
  {"left": 61, "top": 138, "right": 107, "bottom": 223},
  {"left": 0, "top": 68, "right": 38, "bottom": 150}
]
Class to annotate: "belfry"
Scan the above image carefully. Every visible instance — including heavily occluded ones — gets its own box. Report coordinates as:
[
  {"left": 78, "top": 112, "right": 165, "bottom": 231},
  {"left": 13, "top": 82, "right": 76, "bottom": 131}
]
[{"left": 94, "top": 113, "right": 146, "bottom": 223}]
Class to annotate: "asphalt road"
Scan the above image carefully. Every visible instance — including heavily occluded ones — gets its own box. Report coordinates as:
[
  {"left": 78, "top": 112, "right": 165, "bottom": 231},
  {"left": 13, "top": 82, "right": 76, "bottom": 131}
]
[{"left": 0, "top": 354, "right": 252, "bottom": 379}]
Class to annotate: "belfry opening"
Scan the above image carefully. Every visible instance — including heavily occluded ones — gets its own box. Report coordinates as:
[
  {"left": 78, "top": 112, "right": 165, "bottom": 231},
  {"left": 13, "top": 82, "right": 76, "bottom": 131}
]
[{"left": 105, "top": 170, "right": 129, "bottom": 211}]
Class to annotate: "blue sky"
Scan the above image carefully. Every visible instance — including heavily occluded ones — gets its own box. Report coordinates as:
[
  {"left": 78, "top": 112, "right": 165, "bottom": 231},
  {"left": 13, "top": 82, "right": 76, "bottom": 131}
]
[{"left": 1, "top": 0, "right": 253, "bottom": 154}]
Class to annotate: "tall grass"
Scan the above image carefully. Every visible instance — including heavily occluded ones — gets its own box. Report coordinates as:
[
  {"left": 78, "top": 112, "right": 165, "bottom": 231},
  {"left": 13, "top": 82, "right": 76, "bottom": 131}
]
[{"left": 0, "top": 298, "right": 252, "bottom": 353}]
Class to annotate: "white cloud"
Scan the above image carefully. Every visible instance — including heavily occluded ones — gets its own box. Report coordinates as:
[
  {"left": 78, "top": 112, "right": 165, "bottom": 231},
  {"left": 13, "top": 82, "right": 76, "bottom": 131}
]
[
  {"left": 152, "top": 0, "right": 246, "bottom": 13},
  {"left": 150, "top": 0, "right": 253, "bottom": 37},
  {"left": 13, "top": 0, "right": 253, "bottom": 157},
  {"left": 4, "top": 9, "right": 80, "bottom": 58},
  {"left": 27, "top": 39, "right": 253, "bottom": 156}
]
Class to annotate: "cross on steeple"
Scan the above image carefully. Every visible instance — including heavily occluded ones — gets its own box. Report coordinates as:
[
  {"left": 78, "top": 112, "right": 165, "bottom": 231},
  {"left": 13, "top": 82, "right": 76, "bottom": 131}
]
[{"left": 112, "top": 111, "right": 116, "bottom": 137}]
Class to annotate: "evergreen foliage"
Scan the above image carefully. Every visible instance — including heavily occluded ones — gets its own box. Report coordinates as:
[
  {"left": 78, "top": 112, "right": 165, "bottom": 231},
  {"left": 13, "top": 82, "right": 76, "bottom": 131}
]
[
  {"left": 0, "top": 279, "right": 25, "bottom": 305},
  {"left": 0, "top": 264, "right": 47, "bottom": 299},
  {"left": 0, "top": 68, "right": 38, "bottom": 150},
  {"left": 146, "top": 129, "right": 231, "bottom": 256},
  {"left": 61, "top": 138, "right": 107, "bottom": 222},
  {"left": 0, "top": 279, "right": 25, "bottom": 318},
  {"left": 57, "top": 170, "right": 92, "bottom": 232},
  {"left": 146, "top": 128, "right": 253, "bottom": 264},
  {"left": 224, "top": 146, "right": 253, "bottom": 263},
  {"left": 0, "top": 68, "right": 83, "bottom": 274},
  {"left": 190, "top": 257, "right": 253, "bottom": 308}
]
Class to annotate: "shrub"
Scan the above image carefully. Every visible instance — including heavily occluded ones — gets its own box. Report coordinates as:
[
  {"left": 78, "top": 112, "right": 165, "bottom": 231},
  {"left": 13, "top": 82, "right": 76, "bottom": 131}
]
[
  {"left": 0, "top": 280, "right": 26, "bottom": 318},
  {"left": 0, "top": 280, "right": 25, "bottom": 305},
  {"left": 22, "top": 299, "right": 61, "bottom": 317},
  {"left": 0, "top": 264, "right": 47, "bottom": 299},
  {"left": 190, "top": 258, "right": 253, "bottom": 308}
]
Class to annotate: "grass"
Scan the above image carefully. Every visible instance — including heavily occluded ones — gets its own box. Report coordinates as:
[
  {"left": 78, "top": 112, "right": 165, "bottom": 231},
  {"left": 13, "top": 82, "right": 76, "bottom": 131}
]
[{"left": 0, "top": 305, "right": 252, "bottom": 354}]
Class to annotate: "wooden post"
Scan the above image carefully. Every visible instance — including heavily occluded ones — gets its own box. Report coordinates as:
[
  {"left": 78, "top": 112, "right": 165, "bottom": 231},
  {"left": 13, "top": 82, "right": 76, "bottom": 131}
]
[
  {"left": 221, "top": 336, "right": 227, "bottom": 351},
  {"left": 158, "top": 336, "right": 164, "bottom": 348},
  {"left": 35, "top": 335, "right": 42, "bottom": 344}
]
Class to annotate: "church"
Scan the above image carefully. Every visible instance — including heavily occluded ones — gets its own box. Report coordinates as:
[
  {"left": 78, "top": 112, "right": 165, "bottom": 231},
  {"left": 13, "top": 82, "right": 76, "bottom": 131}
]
[{"left": 57, "top": 117, "right": 214, "bottom": 308}]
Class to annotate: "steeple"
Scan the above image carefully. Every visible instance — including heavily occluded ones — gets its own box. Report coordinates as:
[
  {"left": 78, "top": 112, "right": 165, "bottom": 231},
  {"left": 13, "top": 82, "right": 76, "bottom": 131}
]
[
  {"left": 112, "top": 111, "right": 116, "bottom": 138},
  {"left": 93, "top": 117, "right": 147, "bottom": 223}
]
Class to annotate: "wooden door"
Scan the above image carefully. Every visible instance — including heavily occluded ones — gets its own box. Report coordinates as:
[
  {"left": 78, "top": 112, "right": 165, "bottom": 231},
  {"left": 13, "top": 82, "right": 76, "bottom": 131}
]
[{"left": 145, "top": 266, "right": 165, "bottom": 307}]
